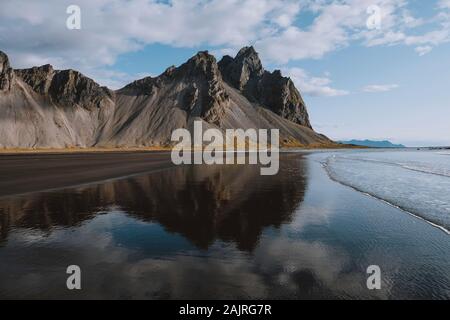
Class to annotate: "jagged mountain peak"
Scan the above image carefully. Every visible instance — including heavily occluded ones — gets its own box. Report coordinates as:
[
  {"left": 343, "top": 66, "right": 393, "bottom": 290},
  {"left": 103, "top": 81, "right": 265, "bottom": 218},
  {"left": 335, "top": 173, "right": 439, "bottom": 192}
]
[
  {"left": 235, "top": 46, "right": 264, "bottom": 75},
  {"left": 14, "top": 63, "right": 113, "bottom": 111},
  {"left": 236, "top": 45, "right": 258, "bottom": 57},
  {"left": 190, "top": 50, "right": 216, "bottom": 62},
  {"left": 218, "top": 46, "right": 264, "bottom": 91},
  {"left": 181, "top": 50, "right": 222, "bottom": 80},
  {"left": 120, "top": 51, "right": 222, "bottom": 95},
  {"left": 219, "top": 47, "right": 311, "bottom": 128}
]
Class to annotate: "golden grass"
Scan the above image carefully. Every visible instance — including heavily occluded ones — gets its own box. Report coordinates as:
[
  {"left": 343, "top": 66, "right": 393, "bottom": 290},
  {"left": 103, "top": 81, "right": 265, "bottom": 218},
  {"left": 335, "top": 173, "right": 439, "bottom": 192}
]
[
  {"left": 280, "top": 140, "right": 368, "bottom": 149},
  {"left": 0, "top": 142, "right": 366, "bottom": 154}
]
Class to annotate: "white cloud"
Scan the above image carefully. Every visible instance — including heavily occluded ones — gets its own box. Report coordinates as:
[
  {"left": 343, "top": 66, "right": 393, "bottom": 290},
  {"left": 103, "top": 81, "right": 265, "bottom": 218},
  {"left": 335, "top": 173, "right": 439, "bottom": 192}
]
[
  {"left": 363, "top": 1, "right": 450, "bottom": 54},
  {"left": 365, "top": 31, "right": 406, "bottom": 47},
  {"left": 415, "top": 45, "right": 433, "bottom": 56},
  {"left": 401, "top": 10, "right": 425, "bottom": 28},
  {"left": 438, "top": 0, "right": 450, "bottom": 9},
  {"left": 1, "top": 0, "right": 450, "bottom": 88},
  {"left": 0, "top": 0, "right": 300, "bottom": 68},
  {"left": 285, "top": 68, "right": 349, "bottom": 97},
  {"left": 363, "top": 84, "right": 399, "bottom": 92},
  {"left": 257, "top": 0, "right": 405, "bottom": 63}
]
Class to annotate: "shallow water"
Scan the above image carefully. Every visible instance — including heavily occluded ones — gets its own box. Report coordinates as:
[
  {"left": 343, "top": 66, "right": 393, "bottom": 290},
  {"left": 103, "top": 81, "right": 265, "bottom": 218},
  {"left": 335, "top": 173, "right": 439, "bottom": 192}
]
[
  {"left": 0, "top": 152, "right": 449, "bottom": 299},
  {"left": 321, "top": 149, "right": 450, "bottom": 232}
]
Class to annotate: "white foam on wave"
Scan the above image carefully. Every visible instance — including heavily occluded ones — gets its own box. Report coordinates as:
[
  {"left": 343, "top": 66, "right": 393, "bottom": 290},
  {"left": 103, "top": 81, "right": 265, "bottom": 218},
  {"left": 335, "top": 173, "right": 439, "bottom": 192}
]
[
  {"left": 344, "top": 180, "right": 450, "bottom": 235},
  {"left": 335, "top": 153, "right": 450, "bottom": 178},
  {"left": 322, "top": 152, "right": 450, "bottom": 235},
  {"left": 400, "top": 164, "right": 450, "bottom": 178}
]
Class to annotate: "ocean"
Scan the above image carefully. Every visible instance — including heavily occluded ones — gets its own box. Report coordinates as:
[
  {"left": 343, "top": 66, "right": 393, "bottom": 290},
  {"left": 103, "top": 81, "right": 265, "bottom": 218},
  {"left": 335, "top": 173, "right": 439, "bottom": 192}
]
[{"left": 319, "top": 149, "right": 450, "bottom": 233}]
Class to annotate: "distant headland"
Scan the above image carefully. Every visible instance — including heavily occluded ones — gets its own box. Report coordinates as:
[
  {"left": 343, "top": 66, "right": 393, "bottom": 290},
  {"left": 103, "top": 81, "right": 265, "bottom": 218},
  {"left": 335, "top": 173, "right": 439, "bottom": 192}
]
[{"left": 340, "top": 140, "right": 406, "bottom": 148}]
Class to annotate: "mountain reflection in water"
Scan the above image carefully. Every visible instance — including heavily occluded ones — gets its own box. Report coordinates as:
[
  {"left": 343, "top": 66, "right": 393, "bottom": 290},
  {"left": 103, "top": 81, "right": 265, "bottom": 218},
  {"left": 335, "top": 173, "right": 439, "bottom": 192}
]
[{"left": 0, "top": 153, "right": 306, "bottom": 251}]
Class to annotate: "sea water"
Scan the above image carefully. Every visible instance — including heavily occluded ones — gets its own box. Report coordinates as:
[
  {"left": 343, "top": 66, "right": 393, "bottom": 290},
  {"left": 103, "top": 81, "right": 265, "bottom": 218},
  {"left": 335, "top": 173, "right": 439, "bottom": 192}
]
[{"left": 319, "top": 149, "right": 450, "bottom": 233}]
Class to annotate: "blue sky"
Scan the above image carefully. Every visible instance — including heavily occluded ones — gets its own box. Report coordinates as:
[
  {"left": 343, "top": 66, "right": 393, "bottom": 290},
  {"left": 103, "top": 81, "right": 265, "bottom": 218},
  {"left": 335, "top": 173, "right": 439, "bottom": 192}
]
[{"left": 1, "top": 0, "right": 449, "bottom": 146}]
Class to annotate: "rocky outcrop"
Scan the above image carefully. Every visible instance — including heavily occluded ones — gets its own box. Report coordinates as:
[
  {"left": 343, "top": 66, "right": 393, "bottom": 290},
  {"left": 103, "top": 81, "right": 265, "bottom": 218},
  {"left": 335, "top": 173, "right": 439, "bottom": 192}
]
[
  {"left": 257, "top": 70, "right": 311, "bottom": 128},
  {"left": 0, "top": 51, "right": 14, "bottom": 92},
  {"left": 16, "top": 65, "right": 113, "bottom": 111},
  {"left": 0, "top": 48, "right": 331, "bottom": 148},
  {"left": 219, "top": 46, "right": 311, "bottom": 128},
  {"left": 179, "top": 51, "right": 230, "bottom": 125},
  {"left": 218, "top": 46, "right": 264, "bottom": 92}
]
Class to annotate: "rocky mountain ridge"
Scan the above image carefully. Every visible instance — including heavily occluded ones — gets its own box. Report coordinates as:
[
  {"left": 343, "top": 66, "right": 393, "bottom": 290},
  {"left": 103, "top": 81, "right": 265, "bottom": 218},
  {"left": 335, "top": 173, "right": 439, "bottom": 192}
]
[
  {"left": 0, "top": 47, "right": 332, "bottom": 148},
  {"left": 218, "top": 46, "right": 311, "bottom": 128}
]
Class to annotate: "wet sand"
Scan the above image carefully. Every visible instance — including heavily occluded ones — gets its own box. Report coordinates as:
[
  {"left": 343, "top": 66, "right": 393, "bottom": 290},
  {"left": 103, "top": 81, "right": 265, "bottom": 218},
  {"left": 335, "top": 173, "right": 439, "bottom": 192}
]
[{"left": 0, "top": 152, "right": 173, "bottom": 197}]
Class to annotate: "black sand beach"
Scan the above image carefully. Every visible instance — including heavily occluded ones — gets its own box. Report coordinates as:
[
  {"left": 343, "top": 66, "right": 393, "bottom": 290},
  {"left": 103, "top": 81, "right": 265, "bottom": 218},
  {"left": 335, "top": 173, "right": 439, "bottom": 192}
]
[{"left": 0, "top": 152, "right": 173, "bottom": 197}]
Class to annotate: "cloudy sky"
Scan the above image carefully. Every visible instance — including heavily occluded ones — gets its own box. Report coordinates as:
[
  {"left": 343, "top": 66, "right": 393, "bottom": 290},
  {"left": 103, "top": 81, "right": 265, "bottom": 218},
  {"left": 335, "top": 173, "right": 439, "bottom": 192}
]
[{"left": 1, "top": 0, "right": 449, "bottom": 146}]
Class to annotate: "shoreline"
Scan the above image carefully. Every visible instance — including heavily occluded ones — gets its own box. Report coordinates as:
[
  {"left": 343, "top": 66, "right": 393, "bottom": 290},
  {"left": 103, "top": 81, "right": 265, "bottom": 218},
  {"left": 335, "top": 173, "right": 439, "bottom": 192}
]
[
  {"left": 321, "top": 161, "right": 450, "bottom": 235},
  {"left": 0, "top": 143, "right": 364, "bottom": 155},
  {"left": 316, "top": 152, "right": 450, "bottom": 236}
]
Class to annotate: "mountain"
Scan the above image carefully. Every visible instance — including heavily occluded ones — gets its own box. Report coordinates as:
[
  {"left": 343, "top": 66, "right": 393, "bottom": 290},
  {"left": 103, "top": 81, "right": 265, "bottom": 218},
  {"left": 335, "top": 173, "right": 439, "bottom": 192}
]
[
  {"left": 0, "top": 47, "right": 333, "bottom": 149},
  {"left": 340, "top": 140, "right": 406, "bottom": 148}
]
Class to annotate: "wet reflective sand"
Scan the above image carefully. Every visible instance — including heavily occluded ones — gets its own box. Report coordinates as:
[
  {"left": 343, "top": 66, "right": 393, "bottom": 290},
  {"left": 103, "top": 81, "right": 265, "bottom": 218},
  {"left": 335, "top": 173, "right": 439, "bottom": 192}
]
[{"left": 0, "top": 153, "right": 449, "bottom": 299}]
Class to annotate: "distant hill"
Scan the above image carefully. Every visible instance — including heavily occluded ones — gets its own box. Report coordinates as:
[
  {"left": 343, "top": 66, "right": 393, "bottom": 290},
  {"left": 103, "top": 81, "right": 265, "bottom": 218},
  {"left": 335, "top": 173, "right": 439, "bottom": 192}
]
[{"left": 340, "top": 140, "right": 405, "bottom": 148}]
